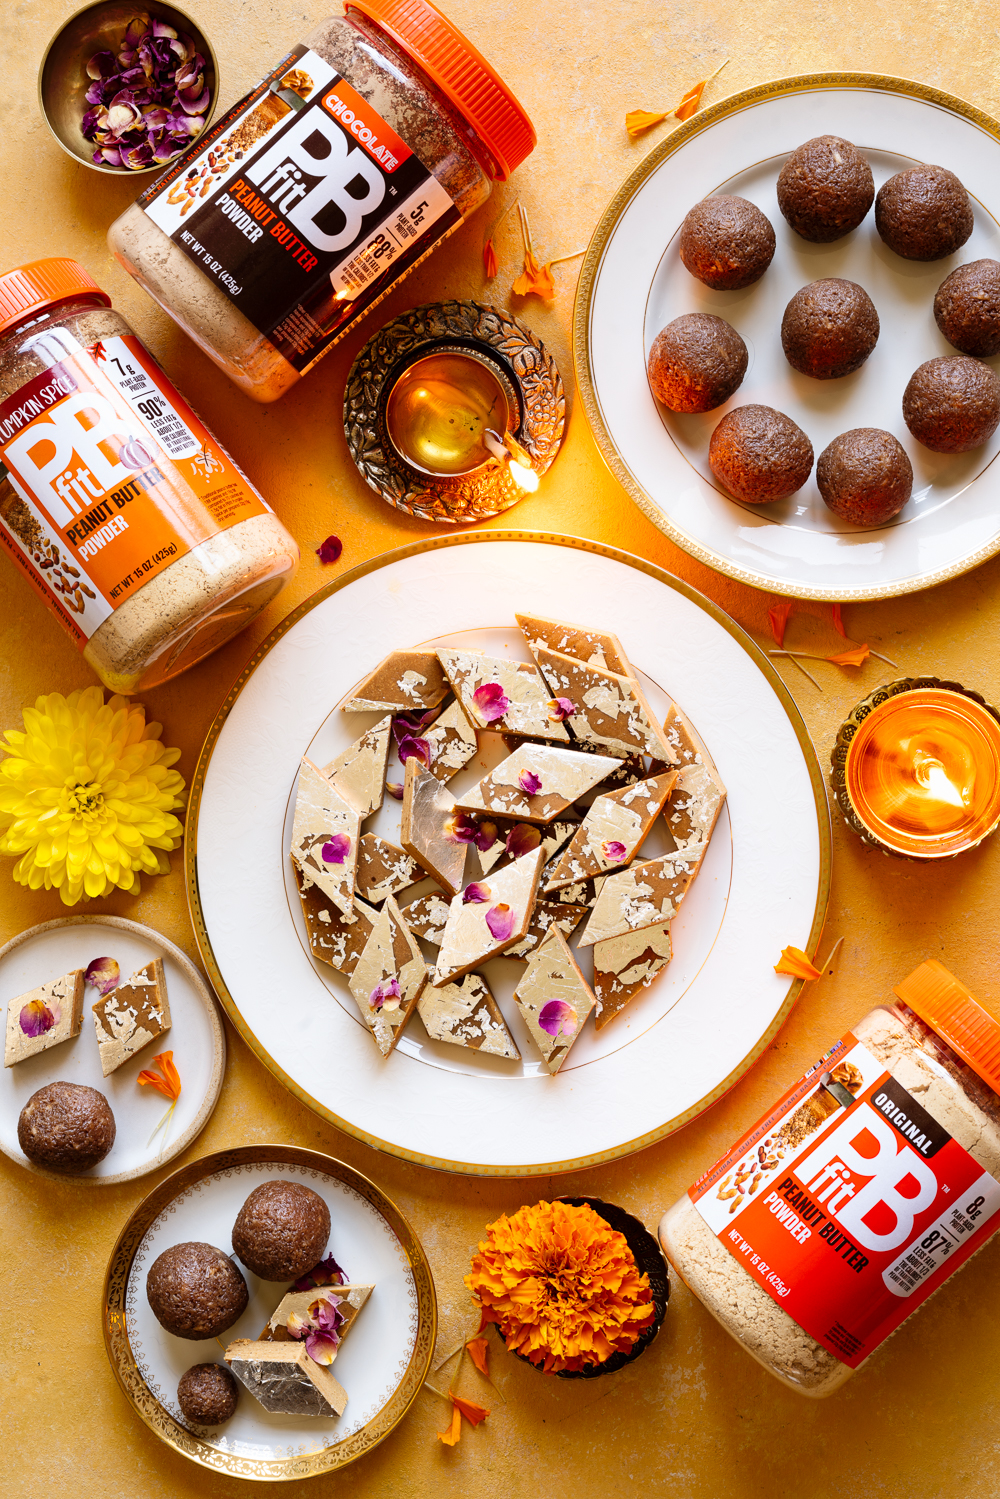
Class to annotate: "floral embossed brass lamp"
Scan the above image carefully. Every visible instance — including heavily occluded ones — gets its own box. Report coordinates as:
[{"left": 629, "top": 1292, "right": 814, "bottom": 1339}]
[
  {"left": 344, "top": 301, "right": 565, "bottom": 523},
  {"left": 831, "top": 678, "right": 1000, "bottom": 860}
]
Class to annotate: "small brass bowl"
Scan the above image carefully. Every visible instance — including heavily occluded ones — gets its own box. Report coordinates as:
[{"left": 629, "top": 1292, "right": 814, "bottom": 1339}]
[{"left": 38, "top": 1, "right": 219, "bottom": 176}]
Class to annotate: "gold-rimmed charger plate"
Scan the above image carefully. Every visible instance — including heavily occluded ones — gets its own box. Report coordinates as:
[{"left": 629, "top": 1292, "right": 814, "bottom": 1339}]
[
  {"left": 574, "top": 73, "right": 1000, "bottom": 601},
  {"left": 184, "top": 532, "right": 831, "bottom": 1175},
  {"left": 103, "top": 1145, "right": 436, "bottom": 1479}
]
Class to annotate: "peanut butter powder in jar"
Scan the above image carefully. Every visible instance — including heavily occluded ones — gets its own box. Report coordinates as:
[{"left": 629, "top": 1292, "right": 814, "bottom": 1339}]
[
  {"left": 107, "top": 0, "right": 536, "bottom": 402},
  {"left": 659, "top": 960, "right": 1000, "bottom": 1396},
  {"left": 0, "top": 258, "right": 298, "bottom": 693}
]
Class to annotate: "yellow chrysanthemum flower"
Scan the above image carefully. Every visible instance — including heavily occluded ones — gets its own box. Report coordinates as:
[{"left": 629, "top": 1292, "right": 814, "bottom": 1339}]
[{"left": 0, "top": 686, "right": 185, "bottom": 906}]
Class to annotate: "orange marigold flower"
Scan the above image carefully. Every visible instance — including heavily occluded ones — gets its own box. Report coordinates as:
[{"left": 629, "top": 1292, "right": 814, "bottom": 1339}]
[{"left": 464, "top": 1200, "right": 654, "bottom": 1374}]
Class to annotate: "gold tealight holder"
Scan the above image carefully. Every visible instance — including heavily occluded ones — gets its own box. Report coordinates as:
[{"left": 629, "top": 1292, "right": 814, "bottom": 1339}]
[
  {"left": 831, "top": 677, "right": 1000, "bottom": 860},
  {"left": 344, "top": 301, "right": 565, "bottom": 524}
]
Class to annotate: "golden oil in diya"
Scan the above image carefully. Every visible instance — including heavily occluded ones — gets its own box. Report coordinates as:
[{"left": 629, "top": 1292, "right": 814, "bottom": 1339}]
[
  {"left": 386, "top": 349, "right": 513, "bottom": 476},
  {"left": 844, "top": 688, "right": 1000, "bottom": 858}
]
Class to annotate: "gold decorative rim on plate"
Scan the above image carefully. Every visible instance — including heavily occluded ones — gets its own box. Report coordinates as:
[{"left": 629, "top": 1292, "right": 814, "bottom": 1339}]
[
  {"left": 185, "top": 531, "right": 832, "bottom": 1176},
  {"left": 573, "top": 71, "right": 1000, "bottom": 602},
  {"left": 102, "top": 1144, "right": 437, "bottom": 1480}
]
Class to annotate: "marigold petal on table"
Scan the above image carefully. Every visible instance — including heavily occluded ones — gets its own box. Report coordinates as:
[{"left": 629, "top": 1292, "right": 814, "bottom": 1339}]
[
  {"left": 625, "top": 108, "right": 668, "bottom": 138},
  {"left": 774, "top": 946, "right": 822, "bottom": 980},
  {"left": 450, "top": 1392, "right": 488, "bottom": 1425},
  {"left": 437, "top": 1404, "right": 462, "bottom": 1445},
  {"left": 465, "top": 1337, "right": 489, "bottom": 1376}
]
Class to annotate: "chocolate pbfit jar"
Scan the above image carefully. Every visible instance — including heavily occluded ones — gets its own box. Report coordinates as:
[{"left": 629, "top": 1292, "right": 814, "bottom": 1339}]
[
  {"left": 0, "top": 259, "right": 299, "bottom": 693},
  {"left": 107, "top": 0, "right": 535, "bottom": 402},
  {"left": 659, "top": 961, "right": 1000, "bottom": 1396}
]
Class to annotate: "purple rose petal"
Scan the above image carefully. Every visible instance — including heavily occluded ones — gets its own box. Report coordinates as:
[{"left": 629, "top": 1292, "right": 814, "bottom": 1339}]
[
  {"left": 293, "top": 1253, "right": 347, "bottom": 1291},
  {"left": 602, "top": 839, "right": 628, "bottom": 863},
  {"left": 19, "top": 999, "right": 57, "bottom": 1037},
  {"left": 505, "top": 824, "right": 541, "bottom": 858},
  {"left": 321, "top": 834, "right": 351, "bottom": 865},
  {"left": 519, "top": 769, "right": 542, "bottom": 796},
  {"left": 315, "top": 535, "right": 342, "bottom": 564},
  {"left": 547, "top": 696, "right": 576, "bottom": 722},
  {"left": 472, "top": 682, "right": 510, "bottom": 723},
  {"left": 369, "top": 976, "right": 401, "bottom": 1012},
  {"left": 385, "top": 781, "right": 404, "bottom": 801},
  {"left": 485, "top": 903, "right": 515, "bottom": 941},
  {"left": 463, "top": 882, "right": 492, "bottom": 904},
  {"left": 85, "top": 956, "right": 120, "bottom": 995},
  {"left": 397, "top": 735, "right": 430, "bottom": 767},
  {"left": 446, "top": 811, "right": 480, "bottom": 845},
  {"left": 538, "top": 999, "right": 578, "bottom": 1038},
  {"left": 475, "top": 819, "right": 499, "bottom": 853},
  {"left": 305, "top": 1329, "right": 340, "bottom": 1365}
]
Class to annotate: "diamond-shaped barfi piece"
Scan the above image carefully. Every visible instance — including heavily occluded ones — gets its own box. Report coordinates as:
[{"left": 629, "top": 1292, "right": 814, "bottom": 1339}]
[
  {"left": 513, "top": 928, "right": 596, "bottom": 1075},
  {"left": 293, "top": 864, "right": 376, "bottom": 974},
  {"left": 500, "top": 898, "right": 590, "bottom": 959},
  {"left": 225, "top": 1340, "right": 348, "bottom": 1417},
  {"left": 290, "top": 758, "right": 361, "bottom": 915},
  {"left": 400, "top": 759, "right": 467, "bottom": 895},
  {"left": 515, "top": 612, "right": 631, "bottom": 676},
  {"left": 400, "top": 888, "right": 451, "bottom": 946},
  {"left": 348, "top": 896, "right": 427, "bottom": 1057},
  {"left": 92, "top": 959, "right": 171, "bottom": 1076},
  {"left": 664, "top": 762, "right": 727, "bottom": 852},
  {"left": 593, "top": 925, "right": 673, "bottom": 1030},
  {"left": 433, "top": 847, "right": 545, "bottom": 985},
  {"left": 4, "top": 969, "right": 85, "bottom": 1067},
  {"left": 322, "top": 715, "right": 391, "bottom": 818},
  {"left": 418, "top": 972, "right": 521, "bottom": 1059},
  {"left": 262, "top": 1283, "right": 375, "bottom": 1354},
  {"left": 436, "top": 649, "right": 570, "bottom": 740},
  {"left": 544, "top": 772, "right": 677, "bottom": 891},
  {"left": 578, "top": 844, "right": 708, "bottom": 947},
  {"left": 354, "top": 834, "right": 420, "bottom": 904},
  {"left": 340, "top": 650, "right": 449, "bottom": 713},
  {"left": 422, "top": 698, "right": 479, "bottom": 782},
  {"left": 659, "top": 702, "right": 707, "bottom": 769},
  {"left": 455, "top": 744, "right": 622, "bottom": 824},
  {"left": 533, "top": 646, "right": 676, "bottom": 763}
]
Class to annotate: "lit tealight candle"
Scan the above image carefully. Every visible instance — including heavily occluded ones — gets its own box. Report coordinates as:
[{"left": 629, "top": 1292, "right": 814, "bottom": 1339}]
[
  {"left": 844, "top": 689, "right": 1000, "bottom": 858},
  {"left": 386, "top": 350, "right": 513, "bottom": 477}
]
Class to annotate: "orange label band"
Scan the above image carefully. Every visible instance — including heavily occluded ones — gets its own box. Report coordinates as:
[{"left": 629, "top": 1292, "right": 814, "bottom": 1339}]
[
  {"left": 689, "top": 1034, "right": 1000, "bottom": 1367},
  {"left": 0, "top": 332, "right": 271, "bottom": 646}
]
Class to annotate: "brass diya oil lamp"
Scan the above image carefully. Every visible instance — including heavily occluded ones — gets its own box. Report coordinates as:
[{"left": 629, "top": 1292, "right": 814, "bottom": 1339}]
[
  {"left": 344, "top": 300, "right": 565, "bottom": 524},
  {"left": 831, "top": 678, "right": 1000, "bottom": 859}
]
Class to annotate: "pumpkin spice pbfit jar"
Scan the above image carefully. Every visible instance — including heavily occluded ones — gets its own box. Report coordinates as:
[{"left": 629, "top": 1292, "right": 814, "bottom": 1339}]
[
  {"left": 659, "top": 961, "right": 1000, "bottom": 1396},
  {"left": 0, "top": 258, "right": 299, "bottom": 693},
  {"left": 107, "top": 0, "right": 536, "bottom": 402}
]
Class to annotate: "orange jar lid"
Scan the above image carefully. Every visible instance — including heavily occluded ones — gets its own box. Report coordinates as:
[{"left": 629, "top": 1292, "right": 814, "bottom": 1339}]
[
  {"left": 345, "top": 0, "right": 535, "bottom": 179},
  {"left": 0, "top": 258, "right": 110, "bottom": 336},
  {"left": 894, "top": 959, "right": 1000, "bottom": 1095}
]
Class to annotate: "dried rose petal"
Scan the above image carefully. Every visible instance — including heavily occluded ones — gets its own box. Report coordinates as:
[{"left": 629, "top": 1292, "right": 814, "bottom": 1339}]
[
  {"left": 370, "top": 976, "right": 401, "bottom": 1011},
  {"left": 385, "top": 782, "right": 404, "bottom": 801},
  {"left": 321, "top": 834, "right": 351, "bottom": 865},
  {"left": 475, "top": 819, "right": 499, "bottom": 853},
  {"left": 463, "top": 882, "right": 491, "bottom": 904},
  {"left": 519, "top": 769, "right": 542, "bottom": 796},
  {"left": 309, "top": 1293, "right": 344, "bottom": 1333},
  {"left": 178, "top": 85, "right": 211, "bottom": 115},
  {"left": 602, "top": 839, "right": 628, "bottom": 863},
  {"left": 538, "top": 999, "right": 578, "bottom": 1038},
  {"left": 123, "top": 139, "right": 153, "bottom": 170},
  {"left": 19, "top": 999, "right": 57, "bottom": 1037},
  {"left": 305, "top": 1329, "right": 340, "bottom": 1365},
  {"left": 86, "top": 50, "right": 117, "bottom": 80},
  {"left": 472, "top": 682, "right": 510, "bottom": 723},
  {"left": 485, "top": 903, "right": 515, "bottom": 941},
  {"left": 316, "top": 535, "right": 342, "bottom": 564},
  {"left": 547, "top": 696, "right": 576, "bottom": 722},
  {"left": 286, "top": 1310, "right": 308, "bottom": 1338},
  {"left": 446, "top": 811, "right": 481, "bottom": 844},
  {"left": 505, "top": 824, "right": 541, "bottom": 858},
  {"left": 85, "top": 956, "right": 120, "bottom": 995},
  {"left": 293, "top": 1253, "right": 347, "bottom": 1291},
  {"left": 397, "top": 735, "right": 430, "bottom": 767},
  {"left": 392, "top": 709, "right": 437, "bottom": 744}
]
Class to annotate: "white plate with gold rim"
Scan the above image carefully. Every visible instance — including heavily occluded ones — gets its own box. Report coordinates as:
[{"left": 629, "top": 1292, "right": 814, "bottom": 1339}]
[
  {"left": 575, "top": 73, "right": 1000, "bottom": 602},
  {"left": 0, "top": 915, "right": 224, "bottom": 1183},
  {"left": 187, "top": 534, "right": 830, "bottom": 1175}
]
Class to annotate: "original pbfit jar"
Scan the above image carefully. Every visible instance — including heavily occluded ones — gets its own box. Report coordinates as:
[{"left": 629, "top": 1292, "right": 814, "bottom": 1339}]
[
  {"left": 0, "top": 259, "right": 299, "bottom": 693},
  {"left": 107, "top": 0, "right": 535, "bottom": 402},
  {"left": 659, "top": 961, "right": 1000, "bottom": 1396}
]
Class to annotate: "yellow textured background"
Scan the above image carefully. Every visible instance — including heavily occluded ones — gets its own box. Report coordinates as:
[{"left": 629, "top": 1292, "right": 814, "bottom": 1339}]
[{"left": 4, "top": 2, "right": 1000, "bottom": 1495}]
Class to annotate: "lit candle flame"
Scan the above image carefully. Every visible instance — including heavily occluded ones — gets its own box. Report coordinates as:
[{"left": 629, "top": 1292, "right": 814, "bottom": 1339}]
[
  {"left": 484, "top": 428, "right": 539, "bottom": 492},
  {"left": 912, "top": 749, "right": 968, "bottom": 810}
]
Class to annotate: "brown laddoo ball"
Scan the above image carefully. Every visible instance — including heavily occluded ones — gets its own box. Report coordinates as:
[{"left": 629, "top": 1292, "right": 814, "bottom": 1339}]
[
  {"left": 817, "top": 429, "right": 914, "bottom": 524},
  {"left": 232, "top": 1180, "right": 331, "bottom": 1281},
  {"left": 177, "top": 1363, "right": 239, "bottom": 1425},
  {"left": 17, "top": 1081, "right": 115, "bottom": 1174},
  {"left": 679, "top": 195, "right": 776, "bottom": 289},
  {"left": 776, "top": 136, "right": 875, "bottom": 242},
  {"left": 934, "top": 261, "right": 1000, "bottom": 356},
  {"left": 647, "top": 314, "right": 748, "bottom": 413},
  {"left": 875, "top": 166, "right": 973, "bottom": 261},
  {"left": 709, "top": 405, "right": 814, "bottom": 503},
  {"left": 903, "top": 356, "right": 1000, "bottom": 453},
  {"left": 146, "top": 1242, "right": 249, "bottom": 1339},
  {"left": 781, "top": 279, "right": 879, "bottom": 380}
]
